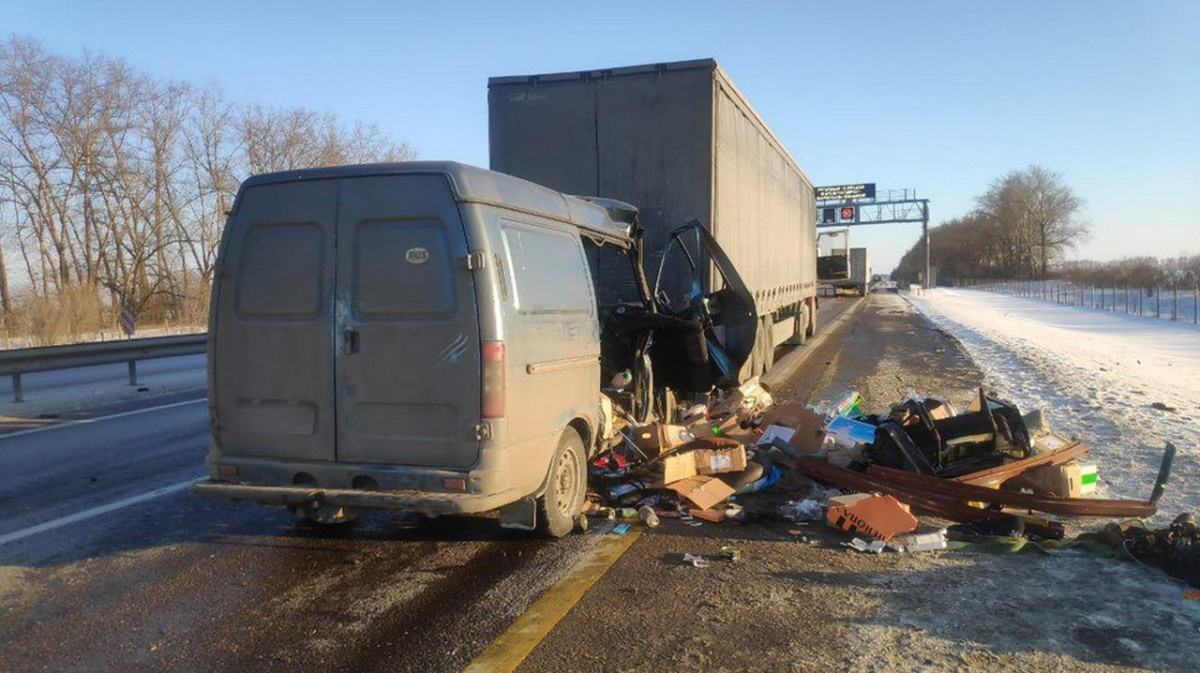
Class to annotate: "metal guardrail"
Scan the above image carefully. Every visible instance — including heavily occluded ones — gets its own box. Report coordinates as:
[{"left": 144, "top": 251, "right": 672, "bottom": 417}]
[{"left": 0, "top": 334, "right": 207, "bottom": 403}]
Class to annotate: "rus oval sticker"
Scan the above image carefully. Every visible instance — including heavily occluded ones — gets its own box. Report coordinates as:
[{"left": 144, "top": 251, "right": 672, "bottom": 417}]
[{"left": 405, "top": 247, "right": 430, "bottom": 264}]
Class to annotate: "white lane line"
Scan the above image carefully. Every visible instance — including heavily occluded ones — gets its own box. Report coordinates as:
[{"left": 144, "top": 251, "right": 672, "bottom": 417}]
[
  {"left": 0, "top": 397, "right": 207, "bottom": 441},
  {"left": 0, "top": 476, "right": 204, "bottom": 546}
]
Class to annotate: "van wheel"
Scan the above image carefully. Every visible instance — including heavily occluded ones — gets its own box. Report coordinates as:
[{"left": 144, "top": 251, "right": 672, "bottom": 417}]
[{"left": 537, "top": 428, "right": 586, "bottom": 538}]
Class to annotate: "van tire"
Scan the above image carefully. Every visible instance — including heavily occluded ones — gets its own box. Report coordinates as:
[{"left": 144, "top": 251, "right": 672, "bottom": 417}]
[{"left": 537, "top": 428, "right": 586, "bottom": 538}]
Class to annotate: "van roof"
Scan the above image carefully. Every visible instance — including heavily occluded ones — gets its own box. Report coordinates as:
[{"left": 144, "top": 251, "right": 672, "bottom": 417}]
[{"left": 240, "top": 161, "right": 633, "bottom": 248}]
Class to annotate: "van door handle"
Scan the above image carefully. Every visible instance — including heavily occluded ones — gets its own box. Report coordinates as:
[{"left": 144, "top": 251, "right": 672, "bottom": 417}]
[{"left": 344, "top": 329, "right": 360, "bottom": 355}]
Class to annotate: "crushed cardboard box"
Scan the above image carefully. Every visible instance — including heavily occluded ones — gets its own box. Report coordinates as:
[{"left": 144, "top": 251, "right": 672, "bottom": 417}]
[
  {"left": 668, "top": 475, "right": 736, "bottom": 510},
  {"left": 826, "top": 493, "right": 918, "bottom": 541}
]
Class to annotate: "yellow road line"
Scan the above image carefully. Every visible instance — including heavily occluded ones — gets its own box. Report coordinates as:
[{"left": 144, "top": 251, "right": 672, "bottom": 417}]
[{"left": 463, "top": 528, "right": 643, "bottom": 673}]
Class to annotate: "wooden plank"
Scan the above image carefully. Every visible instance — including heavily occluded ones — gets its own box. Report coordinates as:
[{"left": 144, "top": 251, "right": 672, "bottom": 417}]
[
  {"left": 868, "top": 464, "right": 1155, "bottom": 518},
  {"left": 953, "top": 439, "right": 1089, "bottom": 487}
]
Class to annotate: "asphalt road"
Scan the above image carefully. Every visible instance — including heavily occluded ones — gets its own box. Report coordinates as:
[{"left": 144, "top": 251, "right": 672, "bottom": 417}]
[{"left": 0, "top": 299, "right": 860, "bottom": 673}]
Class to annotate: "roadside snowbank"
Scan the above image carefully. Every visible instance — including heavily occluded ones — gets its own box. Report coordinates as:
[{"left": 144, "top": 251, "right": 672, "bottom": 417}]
[{"left": 907, "top": 288, "right": 1198, "bottom": 521}]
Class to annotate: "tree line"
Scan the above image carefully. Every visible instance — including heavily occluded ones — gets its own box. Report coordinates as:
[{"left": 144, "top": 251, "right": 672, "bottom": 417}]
[
  {"left": 892, "top": 165, "right": 1091, "bottom": 285},
  {"left": 0, "top": 37, "right": 415, "bottom": 344}
]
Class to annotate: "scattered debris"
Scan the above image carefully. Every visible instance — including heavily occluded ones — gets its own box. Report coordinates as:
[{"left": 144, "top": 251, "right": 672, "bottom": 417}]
[
  {"left": 845, "top": 538, "right": 886, "bottom": 554},
  {"left": 585, "top": 381, "right": 1185, "bottom": 582},
  {"left": 780, "top": 499, "right": 826, "bottom": 522},
  {"left": 826, "top": 493, "right": 918, "bottom": 541}
]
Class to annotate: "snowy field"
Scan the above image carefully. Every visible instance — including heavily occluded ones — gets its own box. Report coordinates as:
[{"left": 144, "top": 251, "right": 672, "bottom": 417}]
[{"left": 907, "top": 288, "right": 1198, "bottom": 523}]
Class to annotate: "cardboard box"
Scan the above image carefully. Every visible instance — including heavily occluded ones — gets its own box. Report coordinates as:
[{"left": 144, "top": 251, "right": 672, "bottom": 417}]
[
  {"left": 662, "top": 442, "right": 747, "bottom": 483},
  {"left": 668, "top": 476, "right": 736, "bottom": 510},
  {"left": 758, "top": 404, "right": 827, "bottom": 454},
  {"left": 690, "top": 508, "right": 727, "bottom": 523},
  {"left": 630, "top": 423, "right": 688, "bottom": 459},
  {"left": 1004, "top": 462, "right": 1098, "bottom": 498},
  {"left": 826, "top": 493, "right": 918, "bottom": 541}
]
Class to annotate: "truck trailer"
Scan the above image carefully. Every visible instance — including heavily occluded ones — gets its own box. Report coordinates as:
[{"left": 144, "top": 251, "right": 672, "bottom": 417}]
[
  {"left": 845, "top": 247, "right": 871, "bottom": 296},
  {"left": 488, "top": 59, "right": 819, "bottom": 381}
]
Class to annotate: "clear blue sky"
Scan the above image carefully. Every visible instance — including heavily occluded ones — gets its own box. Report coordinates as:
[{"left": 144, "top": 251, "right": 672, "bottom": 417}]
[{"left": 6, "top": 0, "right": 1198, "bottom": 273}]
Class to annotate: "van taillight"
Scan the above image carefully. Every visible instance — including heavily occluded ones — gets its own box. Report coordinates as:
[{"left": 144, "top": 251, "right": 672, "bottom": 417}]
[{"left": 482, "top": 341, "right": 505, "bottom": 418}]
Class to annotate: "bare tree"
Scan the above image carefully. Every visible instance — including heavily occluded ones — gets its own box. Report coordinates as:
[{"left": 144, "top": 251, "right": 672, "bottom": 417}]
[
  {"left": 976, "top": 165, "right": 1089, "bottom": 278},
  {"left": 0, "top": 36, "right": 418, "bottom": 342}
]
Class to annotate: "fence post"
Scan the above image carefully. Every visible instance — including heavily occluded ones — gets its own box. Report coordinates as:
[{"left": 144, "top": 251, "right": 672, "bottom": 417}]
[
  {"left": 1173, "top": 284, "right": 1178, "bottom": 321},
  {"left": 11, "top": 373, "right": 22, "bottom": 403},
  {"left": 1156, "top": 288, "right": 1161, "bottom": 318},
  {"left": 128, "top": 360, "right": 138, "bottom": 386}
]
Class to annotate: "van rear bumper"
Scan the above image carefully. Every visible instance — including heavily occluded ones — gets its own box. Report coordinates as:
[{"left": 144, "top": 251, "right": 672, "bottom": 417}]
[{"left": 191, "top": 481, "right": 521, "bottom": 515}]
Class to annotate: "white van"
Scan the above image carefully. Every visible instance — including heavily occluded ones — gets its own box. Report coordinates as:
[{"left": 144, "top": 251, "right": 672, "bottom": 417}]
[{"left": 193, "top": 162, "right": 756, "bottom": 536}]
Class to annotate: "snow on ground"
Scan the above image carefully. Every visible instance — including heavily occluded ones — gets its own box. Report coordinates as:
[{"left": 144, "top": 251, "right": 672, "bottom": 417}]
[{"left": 907, "top": 288, "right": 1199, "bottom": 522}]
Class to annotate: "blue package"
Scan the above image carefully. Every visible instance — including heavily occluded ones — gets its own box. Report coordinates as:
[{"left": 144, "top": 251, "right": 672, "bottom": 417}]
[
  {"left": 613, "top": 523, "right": 631, "bottom": 535},
  {"left": 826, "top": 415, "right": 877, "bottom": 445}
]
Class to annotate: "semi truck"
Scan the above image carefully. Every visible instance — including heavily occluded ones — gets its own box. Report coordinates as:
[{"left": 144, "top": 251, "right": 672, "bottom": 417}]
[
  {"left": 817, "top": 229, "right": 850, "bottom": 284},
  {"left": 488, "top": 59, "right": 819, "bottom": 383},
  {"left": 845, "top": 247, "right": 871, "bottom": 296}
]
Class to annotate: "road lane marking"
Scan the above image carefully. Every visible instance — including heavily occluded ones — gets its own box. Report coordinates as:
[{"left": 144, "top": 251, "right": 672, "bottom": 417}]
[
  {"left": 0, "top": 476, "right": 204, "bottom": 546},
  {"left": 463, "top": 527, "right": 643, "bottom": 673},
  {"left": 0, "top": 397, "right": 207, "bottom": 441}
]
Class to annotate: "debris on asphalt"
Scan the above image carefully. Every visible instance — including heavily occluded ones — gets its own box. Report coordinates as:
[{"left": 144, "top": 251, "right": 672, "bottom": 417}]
[
  {"left": 845, "top": 537, "right": 886, "bottom": 554},
  {"left": 826, "top": 493, "right": 918, "bottom": 541},
  {"left": 585, "top": 380, "right": 1187, "bottom": 583},
  {"left": 638, "top": 505, "right": 660, "bottom": 528},
  {"left": 780, "top": 499, "right": 826, "bottom": 522}
]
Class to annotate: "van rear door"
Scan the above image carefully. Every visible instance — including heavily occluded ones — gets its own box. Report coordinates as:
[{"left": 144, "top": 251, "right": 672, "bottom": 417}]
[
  {"left": 212, "top": 180, "right": 339, "bottom": 462},
  {"left": 334, "top": 175, "right": 482, "bottom": 469},
  {"left": 213, "top": 172, "right": 482, "bottom": 470}
]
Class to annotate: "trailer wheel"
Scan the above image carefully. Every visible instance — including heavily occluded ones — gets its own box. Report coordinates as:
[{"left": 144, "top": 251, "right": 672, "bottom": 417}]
[
  {"left": 760, "top": 316, "right": 775, "bottom": 372},
  {"left": 790, "top": 304, "right": 808, "bottom": 346},
  {"left": 750, "top": 323, "right": 766, "bottom": 378},
  {"left": 537, "top": 428, "right": 586, "bottom": 538}
]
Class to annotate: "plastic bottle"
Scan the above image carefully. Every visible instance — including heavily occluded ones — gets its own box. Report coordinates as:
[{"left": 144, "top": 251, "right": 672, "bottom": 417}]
[
  {"left": 610, "top": 370, "right": 633, "bottom": 390},
  {"left": 638, "top": 505, "right": 660, "bottom": 528}
]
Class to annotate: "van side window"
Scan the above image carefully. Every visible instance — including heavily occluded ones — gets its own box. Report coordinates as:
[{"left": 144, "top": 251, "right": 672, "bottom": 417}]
[
  {"left": 500, "top": 222, "right": 593, "bottom": 315},
  {"left": 236, "top": 223, "right": 324, "bottom": 319},
  {"left": 354, "top": 219, "right": 455, "bottom": 318}
]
